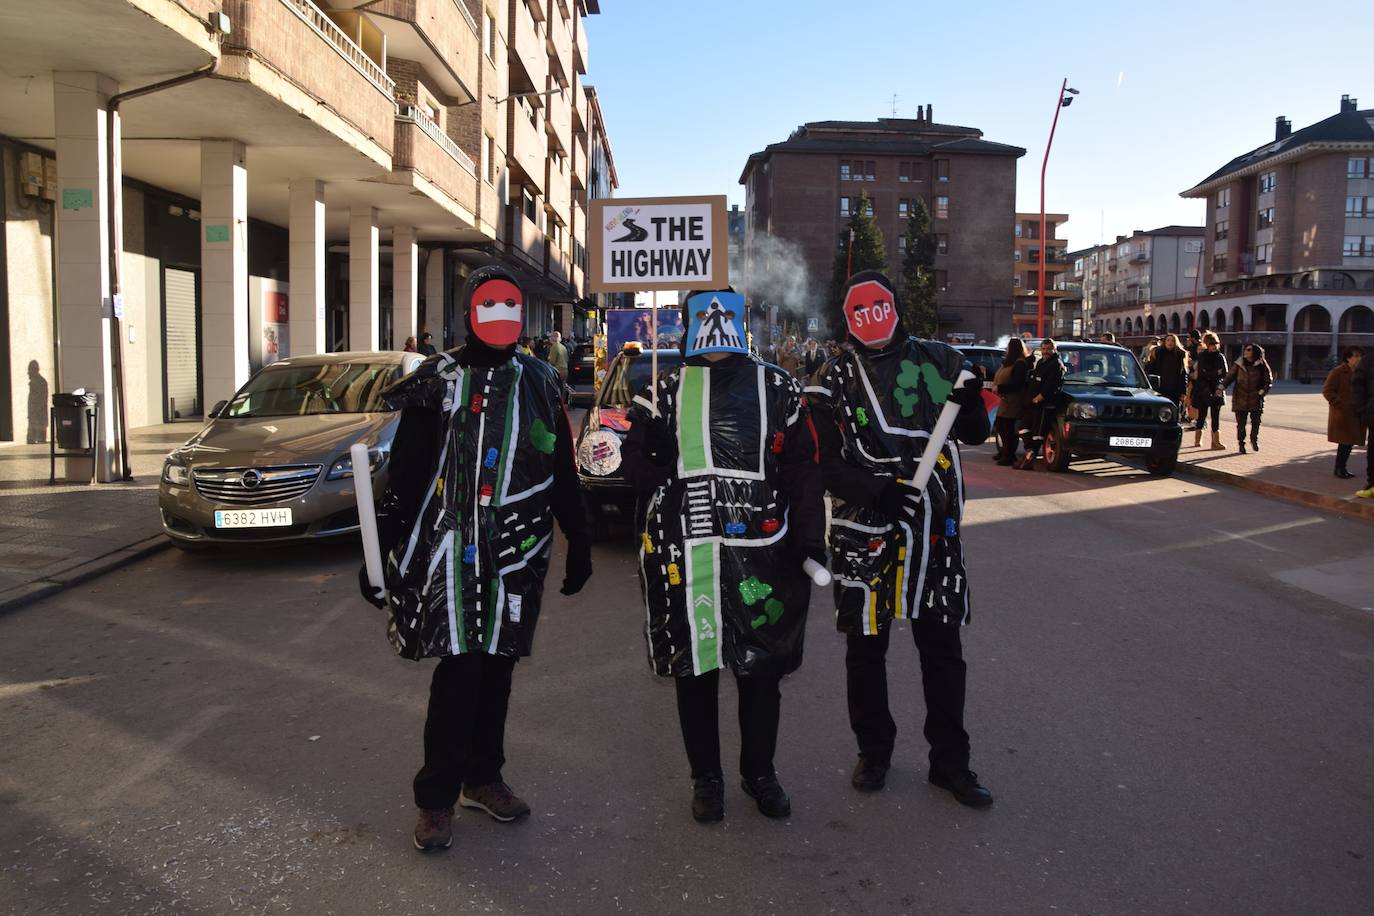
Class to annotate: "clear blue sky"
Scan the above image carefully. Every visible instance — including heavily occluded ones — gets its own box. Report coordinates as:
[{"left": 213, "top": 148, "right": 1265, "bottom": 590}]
[{"left": 584, "top": 0, "right": 1366, "bottom": 252}]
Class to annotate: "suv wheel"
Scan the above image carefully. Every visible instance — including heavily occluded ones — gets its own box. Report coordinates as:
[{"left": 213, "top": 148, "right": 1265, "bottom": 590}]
[
  {"left": 1145, "top": 451, "right": 1178, "bottom": 476},
  {"left": 1043, "top": 423, "right": 1072, "bottom": 472}
]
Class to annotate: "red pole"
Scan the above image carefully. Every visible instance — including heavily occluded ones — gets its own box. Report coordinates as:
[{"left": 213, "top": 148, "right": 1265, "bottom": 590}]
[
  {"left": 846, "top": 228, "right": 855, "bottom": 277},
  {"left": 1039, "top": 78, "right": 1068, "bottom": 339}
]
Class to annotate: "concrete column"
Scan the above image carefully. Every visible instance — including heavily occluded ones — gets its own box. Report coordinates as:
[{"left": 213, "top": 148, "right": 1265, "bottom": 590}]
[
  {"left": 423, "top": 247, "right": 445, "bottom": 346},
  {"left": 392, "top": 226, "right": 418, "bottom": 348},
  {"left": 54, "top": 72, "right": 118, "bottom": 481},
  {"left": 1282, "top": 301, "right": 1295, "bottom": 380},
  {"left": 288, "top": 179, "right": 325, "bottom": 356},
  {"left": 348, "top": 207, "right": 379, "bottom": 350},
  {"left": 200, "top": 140, "right": 249, "bottom": 407}
]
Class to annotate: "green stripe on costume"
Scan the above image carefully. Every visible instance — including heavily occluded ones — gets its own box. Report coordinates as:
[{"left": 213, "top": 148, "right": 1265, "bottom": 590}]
[
  {"left": 687, "top": 540, "right": 720, "bottom": 673},
  {"left": 678, "top": 367, "right": 709, "bottom": 473}
]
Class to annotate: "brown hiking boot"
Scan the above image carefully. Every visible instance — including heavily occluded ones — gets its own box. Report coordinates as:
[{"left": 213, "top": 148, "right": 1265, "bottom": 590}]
[
  {"left": 459, "top": 781, "right": 531, "bottom": 822},
  {"left": 413, "top": 807, "right": 453, "bottom": 852}
]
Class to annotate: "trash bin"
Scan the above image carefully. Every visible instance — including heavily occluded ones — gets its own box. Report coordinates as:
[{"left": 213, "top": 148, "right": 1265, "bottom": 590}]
[{"left": 52, "top": 391, "right": 98, "bottom": 450}]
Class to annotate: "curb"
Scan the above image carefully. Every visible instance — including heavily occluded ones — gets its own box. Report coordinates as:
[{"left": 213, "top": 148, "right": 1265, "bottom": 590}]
[
  {"left": 1172, "top": 461, "right": 1374, "bottom": 524},
  {"left": 0, "top": 535, "right": 171, "bottom": 617}
]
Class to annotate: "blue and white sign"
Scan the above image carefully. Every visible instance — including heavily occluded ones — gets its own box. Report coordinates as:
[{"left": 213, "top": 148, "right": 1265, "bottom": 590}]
[
  {"left": 806, "top": 317, "right": 819, "bottom": 332},
  {"left": 684, "top": 291, "right": 747, "bottom": 357}
]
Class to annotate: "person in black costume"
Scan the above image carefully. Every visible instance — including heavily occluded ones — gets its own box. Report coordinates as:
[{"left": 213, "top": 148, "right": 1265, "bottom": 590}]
[
  {"left": 1016, "top": 338, "right": 1065, "bottom": 470},
  {"left": 807, "top": 270, "right": 993, "bottom": 809},
  {"left": 358, "top": 265, "right": 593, "bottom": 852}
]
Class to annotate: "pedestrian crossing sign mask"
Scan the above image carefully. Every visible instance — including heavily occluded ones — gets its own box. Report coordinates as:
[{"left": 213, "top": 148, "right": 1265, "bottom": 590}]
[{"left": 684, "top": 291, "right": 747, "bottom": 357}]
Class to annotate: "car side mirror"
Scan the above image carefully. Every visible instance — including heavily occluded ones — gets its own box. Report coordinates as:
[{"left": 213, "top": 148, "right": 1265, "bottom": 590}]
[
  {"left": 210, "top": 400, "right": 228, "bottom": 418},
  {"left": 1147, "top": 374, "right": 1161, "bottom": 389}
]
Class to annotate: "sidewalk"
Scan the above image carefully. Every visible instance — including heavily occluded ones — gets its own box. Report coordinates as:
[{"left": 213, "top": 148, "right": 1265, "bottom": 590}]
[
  {"left": 1173, "top": 423, "right": 1374, "bottom": 523},
  {"left": 0, "top": 423, "right": 196, "bottom": 613}
]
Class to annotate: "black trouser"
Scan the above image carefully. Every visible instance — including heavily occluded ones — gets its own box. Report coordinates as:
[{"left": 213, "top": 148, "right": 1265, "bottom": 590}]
[
  {"left": 413, "top": 653, "right": 516, "bottom": 809},
  {"left": 845, "top": 618, "right": 970, "bottom": 774},
  {"left": 994, "top": 416, "right": 1020, "bottom": 460},
  {"left": 1336, "top": 442, "right": 1354, "bottom": 472},
  {"left": 1366, "top": 426, "right": 1374, "bottom": 488},
  {"left": 1193, "top": 403, "right": 1221, "bottom": 433},
  {"left": 1236, "top": 409, "right": 1262, "bottom": 444},
  {"left": 1020, "top": 406, "right": 1047, "bottom": 456},
  {"left": 674, "top": 668, "right": 782, "bottom": 780}
]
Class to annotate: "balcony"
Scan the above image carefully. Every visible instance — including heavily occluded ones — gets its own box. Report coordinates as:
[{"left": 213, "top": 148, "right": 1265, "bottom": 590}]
[
  {"left": 545, "top": 155, "right": 570, "bottom": 225},
  {"left": 394, "top": 103, "right": 477, "bottom": 218},
  {"left": 509, "top": 208, "right": 546, "bottom": 271},
  {"left": 507, "top": 101, "right": 546, "bottom": 193},
  {"left": 545, "top": 82, "right": 572, "bottom": 153},
  {"left": 548, "top": 245, "right": 570, "bottom": 287},
  {"left": 546, "top": 5, "right": 572, "bottom": 85},
  {"left": 572, "top": 9, "right": 587, "bottom": 74},
  {"left": 571, "top": 76, "right": 587, "bottom": 131},
  {"left": 510, "top": 0, "right": 549, "bottom": 90},
  {"left": 365, "top": 0, "right": 481, "bottom": 102},
  {"left": 222, "top": 0, "right": 397, "bottom": 154}
]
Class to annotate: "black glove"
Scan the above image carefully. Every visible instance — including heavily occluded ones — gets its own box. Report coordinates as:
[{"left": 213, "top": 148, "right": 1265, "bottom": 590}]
[
  {"left": 560, "top": 538, "right": 593, "bottom": 595},
  {"left": 880, "top": 477, "right": 924, "bottom": 523},
  {"left": 642, "top": 416, "right": 677, "bottom": 468},
  {"left": 358, "top": 563, "right": 385, "bottom": 609},
  {"left": 950, "top": 372, "right": 983, "bottom": 411}
]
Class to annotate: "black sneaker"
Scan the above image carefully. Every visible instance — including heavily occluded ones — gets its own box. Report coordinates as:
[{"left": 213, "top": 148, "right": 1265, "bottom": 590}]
[
  {"left": 691, "top": 774, "right": 725, "bottom": 823},
  {"left": 741, "top": 775, "right": 791, "bottom": 819},
  {"left": 851, "top": 756, "right": 889, "bottom": 793},
  {"left": 928, "top": 768, "right": 994, "bottom": 809},
  {"left": 412, "top": 807, "right": 454, "bottom": 851},
  {"left": 458, "top": 781, "right": 531, "bottom": 822}
]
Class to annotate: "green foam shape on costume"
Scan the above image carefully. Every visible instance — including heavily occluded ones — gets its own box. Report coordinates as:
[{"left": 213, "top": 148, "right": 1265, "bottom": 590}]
[
  {"left": 529, "top": 418, "right": 556, "bottom": 454},
  {"left": 739, "top": 575, "right": 773, "bottom": 607},
  {"left": 520, "top": 535, "right": 537, "bottom": 551},
  {"left": 855, "top": 407, "right": 869, "bottom": 427},
  {"left": 893, "top": 359, "right": 954, "bottom": 417},
  {"left": 753, "top": 597, "right": 785, "bottom": 629}
]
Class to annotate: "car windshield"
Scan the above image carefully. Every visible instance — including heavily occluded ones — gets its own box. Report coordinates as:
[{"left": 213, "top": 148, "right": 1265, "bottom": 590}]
[
  {"left": 599, "top": 351, "right": 683, "bottom": 408},
  {"left": 224, "top": 362, "right": 397, "bottom": 418},
  {"left": 1056, "top": 346, "right": 1150, "bottom": 388}
]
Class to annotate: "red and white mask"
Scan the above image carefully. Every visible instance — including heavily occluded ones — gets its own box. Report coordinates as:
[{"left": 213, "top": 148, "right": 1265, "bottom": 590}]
[
  {"left": 469, "top": 278, "right": 523, "bottom": 348},
  {"left": 842, "top": 278, "right": 899, "bottom": 349}
]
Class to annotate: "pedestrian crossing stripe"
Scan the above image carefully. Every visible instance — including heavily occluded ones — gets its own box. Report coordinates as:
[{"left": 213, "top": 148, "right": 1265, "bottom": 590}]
[{"left": 686, "top": 539, "right": 722, "bottom": 674}]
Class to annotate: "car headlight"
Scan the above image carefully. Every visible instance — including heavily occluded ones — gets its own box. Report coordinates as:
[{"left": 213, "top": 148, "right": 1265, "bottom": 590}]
[
  {"left": 1158, "top": 406, "right": 1175, "bottom": 423},
  {"left": 162, "top": 460, "right": 189, "bottom": 487},
  {"left": 1068, "top": 403, "right": 1098, "bottom": 420},
  {"left": 328, "top": 445, "right": 390, "bottom": 481},
  {"left": 577, "top": 429, "right": 623, "bottom": 476}
]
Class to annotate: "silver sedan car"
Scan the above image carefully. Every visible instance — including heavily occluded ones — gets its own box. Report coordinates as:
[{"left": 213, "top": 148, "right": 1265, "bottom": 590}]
[{"left": 158, "top": 351, "right": 424, "bottom": 546}]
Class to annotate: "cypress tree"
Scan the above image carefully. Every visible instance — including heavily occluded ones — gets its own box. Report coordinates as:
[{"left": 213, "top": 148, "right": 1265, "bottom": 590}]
[{"left": 899, "top": 198, "right": 939, "bottom": 338}]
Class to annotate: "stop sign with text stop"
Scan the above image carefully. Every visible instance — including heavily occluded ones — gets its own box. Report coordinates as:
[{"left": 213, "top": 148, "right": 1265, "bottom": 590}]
[{"left": 843, "top": 280, "right": 899, "bottom": 348}]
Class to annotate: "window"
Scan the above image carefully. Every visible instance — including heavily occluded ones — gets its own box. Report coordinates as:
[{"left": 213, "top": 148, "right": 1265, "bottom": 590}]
[
  {"left": 935, "top": 159, "right": 949, "bottom": 182},
  {"left": 1366, "top": 237, "right": 1374, "bottom": 257},
  {"left": 1217, "top": 188, "right": 1231, "bottom": 209},
  {"left": 1258, "top": 171, "right": 1276, "bottom": 193},
  {"left": 1345, "top": 236, "right": 1364, "bottom": 257},
  {"left": 1257, "top": 207, "right": 1275, "bottom": 229},
  {"left": 484, "top": 12, "right": 497, "bottom": 59},
  {"left": 864, "top": 161, "right": 876, "bottom": 181},
  {"left": 1215, "top": 220, "right": 1229, "bottom": 241},
  {"left": 1346, "top": 196, "right": 1364, "bottom": 217},
  {"left": 1256, "top": 243, "right": 1272, "bottom": 264},
  {"left": 898, "top": 198, "right": 910, "bottom": 218},
  {"left": 839, "top": 160, "right": 851, "bottom": 181},
  {"left": 1014, "top": 249, "right": 1022, "bottom": 262},
  {"left": 1349, "top": 158, "right": 1371, "bottom": 179},
  {"left": 935, "top": 196, "right": 949, "bottom": 219},
  {"left": 1028, "top": 247, "right": 1041, "bottom": 264},
  {"left": 1212, "top": 254, "right": 1227, "bottom": 272},
  {"left": 898, "top": 161, "right": 911, "bottom": 182},
  {"left": 864, "top": 199, "right": 874, "bottom": 217},
  {"left": 937, "top": 234, "right": 948, "bottom": 254},
  {"left": 934, "top": 270, "right": 948, "bottom": 291},
  {"left": 839, "top": 196, "right": 852, "bottom": 217},
  {"left": 1014, "top": 222, "right": 1023, "bottom": 238},
  {"left": 898, "top": 236, "right": 907, "bottom": 252}
]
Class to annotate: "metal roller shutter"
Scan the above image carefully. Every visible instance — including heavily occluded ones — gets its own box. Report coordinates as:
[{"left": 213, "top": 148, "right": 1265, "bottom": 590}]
[{"left": 164, "top": 268, "right": 200, "bottom": 419}]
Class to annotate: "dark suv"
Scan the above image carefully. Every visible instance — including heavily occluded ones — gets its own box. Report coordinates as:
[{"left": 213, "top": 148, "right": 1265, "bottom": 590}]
[
  {"left": 1038, "top": 342, "right": 1182, "bottom": 476},
  {"left": 575, "top": 347, "right": 684, "bottom": 538}
]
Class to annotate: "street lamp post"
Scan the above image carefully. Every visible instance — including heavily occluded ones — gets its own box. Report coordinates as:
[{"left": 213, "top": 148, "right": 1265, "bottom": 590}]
[{"left": 1038, "top": 80, "right": 1078, "bottom": 338}]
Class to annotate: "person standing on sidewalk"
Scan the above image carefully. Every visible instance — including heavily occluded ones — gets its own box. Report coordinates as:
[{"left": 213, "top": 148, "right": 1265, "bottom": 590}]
[
  {"left": 1017, "top": 338, "right": 1064, "bottom": 470},
  {"left": 545, "top": 330, "right": 569, "bottom": 383},
  {"left": 1352, "top": 347, "right": 1374, "bottom": 498},
  {"left": 808, "top": 270, "right": 993, "bottom": 809},
  {"left": 1145, "top": 333, "right": 1189, "bottom": 415},
  {"left": 1190, "top": 331, "right": 1228, "bottom": 450},
  {"left": 1324, "top": 347, "right": 1366, "bottom": 480},
  {"left": 358, "top": 265, "right": 594, "bottom": 852},
  {"left": 992, "top": 338, "right": 1030, "bottom": 465},
  {"left": 621, "top": 290, "right": 826, "bottom": 825},
  {"left": 1224, "top": 344, "right": 1273, "bottom": 454}
]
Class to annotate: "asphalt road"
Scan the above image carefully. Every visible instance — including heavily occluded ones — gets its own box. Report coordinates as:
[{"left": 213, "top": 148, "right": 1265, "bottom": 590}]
[{"left": 2, "top": 446, "right": 1372, "bottom": 915}]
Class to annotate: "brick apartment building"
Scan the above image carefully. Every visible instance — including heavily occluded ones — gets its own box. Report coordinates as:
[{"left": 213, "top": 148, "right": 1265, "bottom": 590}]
[
  {"left": 0, "top": 0, "right": 614, "bottom": 475},
  {"left": 1075, "top": 226, "right": 1205, "bottom": 345},
  {"left": 738, "top": 111, "right": 1025, "bottom": 343},
  {"left": 1178, "top": 93, "right": 1374, "bottom": 377},
  {"left": 1012, "top": 212, "right": 1070, "bottom": 337}
]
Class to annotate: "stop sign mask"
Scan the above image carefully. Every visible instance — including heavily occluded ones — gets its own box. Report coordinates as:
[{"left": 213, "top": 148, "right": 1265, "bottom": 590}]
[
  {"left": 842, "top": 279, "right": 899, "bottom": 349},
  {"left": 469, "top": 277, "right": 524, "bottom": 348}
]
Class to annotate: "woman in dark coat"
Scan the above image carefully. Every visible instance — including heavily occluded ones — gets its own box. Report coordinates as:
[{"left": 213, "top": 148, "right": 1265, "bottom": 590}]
[
  {"left": 1324, "top": 347, "right": 1366, "bottom": 479},
  {"left": 1190, "top": 331, "right": 1228, "bottom": 450},
  {"left": 992, "top": 338, "right": 1030, "bottom": 465},
  {"left": 1145, "top": 333, "right": 1189, "bottom": 413},
  {"left": 1224, "top": 343, "right": 1273, "bottom": 453},
  {"left": 1017, "top": 338, "right": 1065, "bottom": 470}
]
